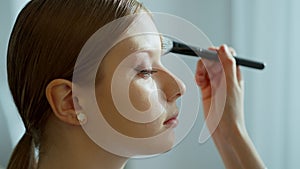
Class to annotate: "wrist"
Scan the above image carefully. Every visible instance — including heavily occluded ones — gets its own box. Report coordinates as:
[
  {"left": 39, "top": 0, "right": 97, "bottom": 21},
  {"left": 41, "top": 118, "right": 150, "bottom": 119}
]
[
  {"left": 228, "top": 122, "right": 249, "bottom": 146},
  {"left": 212, "top": 121, "right": 249, "bottom": 146},
  {"left": 213, "top": 124, "right": 266, "bottom": 169}
]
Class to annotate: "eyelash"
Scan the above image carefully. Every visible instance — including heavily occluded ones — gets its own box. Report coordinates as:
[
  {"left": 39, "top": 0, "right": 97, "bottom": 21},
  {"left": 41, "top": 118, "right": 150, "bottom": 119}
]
[{"left": 137, "top": 69, "right": 158, "bottom": 79}]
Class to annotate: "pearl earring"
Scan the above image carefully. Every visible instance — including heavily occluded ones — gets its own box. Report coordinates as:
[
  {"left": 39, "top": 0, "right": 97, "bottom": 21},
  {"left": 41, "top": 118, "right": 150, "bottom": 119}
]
[{"left": 76, "top": 112, "right": 87, "bottom": 124}]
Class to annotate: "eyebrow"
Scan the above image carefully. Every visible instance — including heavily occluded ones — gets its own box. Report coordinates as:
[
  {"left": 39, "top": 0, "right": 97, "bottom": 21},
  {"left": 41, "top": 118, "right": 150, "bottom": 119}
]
[{"left": 128, "top": 40, "right": 162, "bottom": 56}]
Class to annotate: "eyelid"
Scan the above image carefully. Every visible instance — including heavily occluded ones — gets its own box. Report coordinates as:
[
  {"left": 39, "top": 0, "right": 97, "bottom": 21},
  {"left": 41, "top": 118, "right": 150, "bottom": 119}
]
[
  {"left": 134, "top": 68, "right": 158, "bottom": 74},
  {"left": 135, "top": 68, "right": 158, "bottom": 79},
  {"left": 139, "top": 69, "right": 158, "bottom": 74},
  {"left": 134, "top": 64, "right": 150, "bottom": 71}
]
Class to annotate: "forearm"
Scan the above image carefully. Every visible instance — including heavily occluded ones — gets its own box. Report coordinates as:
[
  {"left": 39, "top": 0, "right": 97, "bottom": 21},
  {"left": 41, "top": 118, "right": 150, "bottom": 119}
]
[
  {"left": 214, "top": 125, "right": 266, "bottom": 169},
  {"left": 212, "top": 131, "right": 243, "bottom": 169},
  {"left": 229, "top": 126, "right": 266, "bottom": 169}
]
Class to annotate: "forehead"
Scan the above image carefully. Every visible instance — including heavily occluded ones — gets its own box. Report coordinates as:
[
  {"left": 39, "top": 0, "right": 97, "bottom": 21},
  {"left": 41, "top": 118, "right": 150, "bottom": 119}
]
[
  {"left": 97, "top": 12, "right": 162, "bottom": 73},
  {"left": 97, "top": 34, "right": 162, "bottom": 77},
  {"left": 125, "top": 34, "right": 161, "bottom": 52},
  {"left": 108, "top": 33, "right": 162, "bottom": 61},
  {"left": 116, "top": 11, "right": 161, "bottom": 55}
]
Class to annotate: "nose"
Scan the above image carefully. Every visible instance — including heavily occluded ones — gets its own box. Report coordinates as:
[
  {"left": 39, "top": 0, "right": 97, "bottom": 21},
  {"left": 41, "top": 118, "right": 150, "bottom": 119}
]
[{"left": 156, "top": 68, "right": 186, "bottom": 102}]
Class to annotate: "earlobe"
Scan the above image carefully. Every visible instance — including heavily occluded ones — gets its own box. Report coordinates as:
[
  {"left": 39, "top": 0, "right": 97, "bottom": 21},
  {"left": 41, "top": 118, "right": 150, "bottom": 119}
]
[
  {"left": 46, "top": 79, "right": 84, "bottom": 126},
  {"left": 76, "top": 111, "right": 88, "bottom": 125}
]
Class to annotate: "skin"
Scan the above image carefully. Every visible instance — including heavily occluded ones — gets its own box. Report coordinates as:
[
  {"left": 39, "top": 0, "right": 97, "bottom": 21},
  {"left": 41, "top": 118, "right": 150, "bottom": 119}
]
[
  {"left": 40, "top": 33, "right": 185, "bottom": 169},
  {"left": 196, "top": 45, "right": 266, "bottom": 169},
  {"left": 95, "top": 34, "right": 185, "bottom": 139},
  {"left": 39, "top": 26, "right": 266, "bottom": 169}
]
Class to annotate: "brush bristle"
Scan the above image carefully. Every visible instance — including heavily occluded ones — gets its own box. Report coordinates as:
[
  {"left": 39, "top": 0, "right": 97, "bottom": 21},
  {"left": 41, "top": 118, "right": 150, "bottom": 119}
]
[{"left": 161, "top": 36, "right": 173, "bottom": 55}]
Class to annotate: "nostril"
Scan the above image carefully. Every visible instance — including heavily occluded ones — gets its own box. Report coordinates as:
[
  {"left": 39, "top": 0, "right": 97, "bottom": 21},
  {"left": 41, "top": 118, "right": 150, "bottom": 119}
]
[{"left": 167, "top": 92, "right": 182, "bottom": 102}]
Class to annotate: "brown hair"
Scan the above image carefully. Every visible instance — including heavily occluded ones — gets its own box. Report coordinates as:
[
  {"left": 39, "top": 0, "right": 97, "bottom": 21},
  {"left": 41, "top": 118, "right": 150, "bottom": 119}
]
[{"left": 7, "top": 0, "right": 143, "bottom": 168}]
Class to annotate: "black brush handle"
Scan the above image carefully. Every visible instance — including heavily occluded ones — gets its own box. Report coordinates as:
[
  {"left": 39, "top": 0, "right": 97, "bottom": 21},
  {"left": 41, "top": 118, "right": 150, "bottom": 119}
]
[{"left": 171, "top": 42, "right": 265, "bottom": 70}]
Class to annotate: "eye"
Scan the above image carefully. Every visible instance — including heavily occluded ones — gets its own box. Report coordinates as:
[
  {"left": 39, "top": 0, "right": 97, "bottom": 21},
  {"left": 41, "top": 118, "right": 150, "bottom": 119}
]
[{"left": 137, "top": 69, "right": 158, "bottom": 79}]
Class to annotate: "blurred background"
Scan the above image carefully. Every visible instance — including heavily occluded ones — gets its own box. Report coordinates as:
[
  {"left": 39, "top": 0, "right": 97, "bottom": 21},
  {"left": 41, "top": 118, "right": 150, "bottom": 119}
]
[{"left": 1, "top": 0, "right": 299, "bottom": 168}]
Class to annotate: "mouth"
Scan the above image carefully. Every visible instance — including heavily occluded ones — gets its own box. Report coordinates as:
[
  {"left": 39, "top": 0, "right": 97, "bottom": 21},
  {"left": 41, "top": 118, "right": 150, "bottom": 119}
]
[{"left": 163, "top": 112, "right": 179, "bottom": 128}]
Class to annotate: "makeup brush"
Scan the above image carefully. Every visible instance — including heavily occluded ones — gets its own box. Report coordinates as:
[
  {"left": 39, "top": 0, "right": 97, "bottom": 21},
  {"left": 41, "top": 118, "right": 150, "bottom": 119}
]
[{"left": 161, "top": 36, "right": 265, "bottom": 70}]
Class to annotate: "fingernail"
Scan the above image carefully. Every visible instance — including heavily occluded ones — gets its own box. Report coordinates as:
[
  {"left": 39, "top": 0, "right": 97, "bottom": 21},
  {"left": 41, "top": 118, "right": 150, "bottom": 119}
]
[{"left": 220, "top": 45, "right": 226, "bottom": 53}]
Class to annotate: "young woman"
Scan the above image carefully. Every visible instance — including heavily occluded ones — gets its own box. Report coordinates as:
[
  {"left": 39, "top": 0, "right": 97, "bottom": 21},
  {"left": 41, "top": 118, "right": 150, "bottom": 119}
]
[{"left": 7, "top": 0, "right": 266, "bottom": 168}]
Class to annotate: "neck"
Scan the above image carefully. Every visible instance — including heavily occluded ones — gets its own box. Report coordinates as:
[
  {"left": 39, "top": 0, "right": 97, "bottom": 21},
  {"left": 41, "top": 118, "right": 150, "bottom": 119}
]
[{"left": 37, "top": 115, "right": 128, "bottom": 169}]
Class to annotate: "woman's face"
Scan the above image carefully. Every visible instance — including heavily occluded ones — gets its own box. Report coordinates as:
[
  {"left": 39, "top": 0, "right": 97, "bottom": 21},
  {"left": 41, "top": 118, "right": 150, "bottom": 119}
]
[{"left": 95, "top": 33, "right": 186, "bottom": 145}]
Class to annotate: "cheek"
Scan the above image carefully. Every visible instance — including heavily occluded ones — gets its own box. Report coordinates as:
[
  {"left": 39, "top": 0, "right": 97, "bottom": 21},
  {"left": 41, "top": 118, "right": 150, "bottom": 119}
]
[
  {"left": 129, "top": 79, "right": 156, "bottom": 112},
  {"left": 96, "top": 76, "right": 167, "bottom": 138}
]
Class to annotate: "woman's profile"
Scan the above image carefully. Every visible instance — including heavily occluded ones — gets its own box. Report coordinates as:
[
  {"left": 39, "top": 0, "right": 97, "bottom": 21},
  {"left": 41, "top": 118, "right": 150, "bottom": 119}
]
[{"left": 6, "top": 0, "right": 266, "bottom": 169}]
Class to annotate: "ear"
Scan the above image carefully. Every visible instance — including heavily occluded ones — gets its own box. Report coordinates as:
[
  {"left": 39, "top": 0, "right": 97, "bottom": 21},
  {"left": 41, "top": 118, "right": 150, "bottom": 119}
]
[{"left": 46, "top": 79, "right": 82, "bottom": 125}]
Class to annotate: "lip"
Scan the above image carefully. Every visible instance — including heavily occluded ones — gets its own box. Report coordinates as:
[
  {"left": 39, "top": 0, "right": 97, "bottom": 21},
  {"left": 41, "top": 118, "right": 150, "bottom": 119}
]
[{"left": 163, "top": 112, "right": 179, "bottom": 128}]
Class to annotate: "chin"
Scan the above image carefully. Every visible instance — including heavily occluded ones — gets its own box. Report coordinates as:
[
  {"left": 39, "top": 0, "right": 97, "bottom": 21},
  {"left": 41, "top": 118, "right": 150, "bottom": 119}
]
[{"left": 142, "top": 130, "right": 176, "bottom": 156}]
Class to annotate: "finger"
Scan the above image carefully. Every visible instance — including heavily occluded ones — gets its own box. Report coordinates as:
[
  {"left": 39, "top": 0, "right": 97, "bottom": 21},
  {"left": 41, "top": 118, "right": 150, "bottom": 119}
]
[
  {"left": 208, "top": 62, "right": 223, "bottom": 86},
  {"left": 196, "top": 60, "right": 212, "bottom": 101},
  {"left": 196, "top": 58, "right": 221, "bottom": 81},
  {"left": 195, "top": 59, "right": 207, "bottom": 76},
  {"left": 205, "top": 47, "right": 223, "bottom": 76},
  {"left": 208, "top": 46, "right": 219, "bottom": 51},
  {"left": 208, "top": 61, "right": 222, "bottom": 76},
  {"left": 236, "top": 65, "right": 243, "bottom": 85},
  {"left": 229, "top": 47, "right": 243, "bottom": 87},
  {"left": 195, "top": 59, "right": 209, "bottom": 88},
  {"left": 217, "top": 45, "right": 238, "bottom": 84}
]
